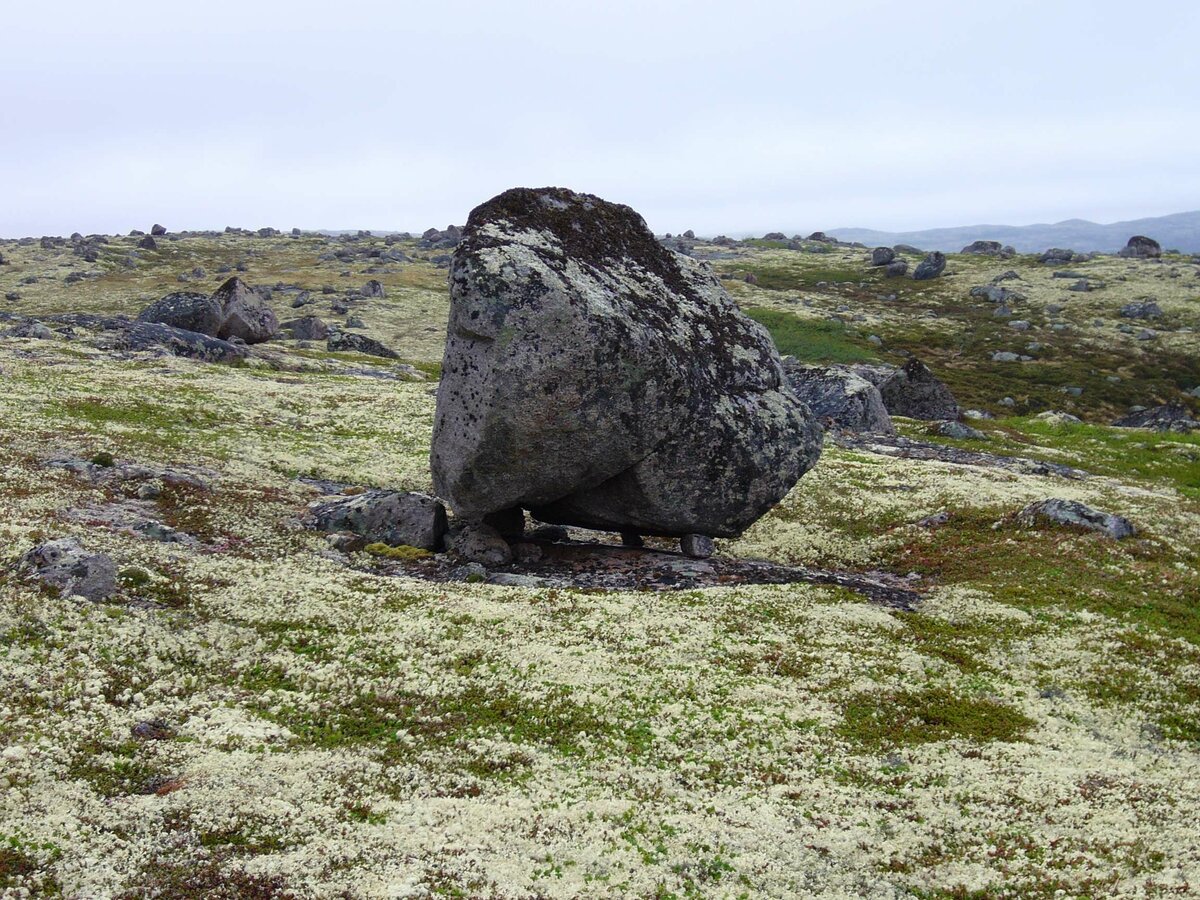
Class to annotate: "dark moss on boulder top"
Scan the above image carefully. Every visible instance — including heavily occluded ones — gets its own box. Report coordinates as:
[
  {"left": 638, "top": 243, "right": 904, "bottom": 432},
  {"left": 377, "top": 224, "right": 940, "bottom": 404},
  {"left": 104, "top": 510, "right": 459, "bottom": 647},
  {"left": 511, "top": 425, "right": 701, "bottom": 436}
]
[{"left": 463, "top": 186, "right": 694, "bottom": 298}]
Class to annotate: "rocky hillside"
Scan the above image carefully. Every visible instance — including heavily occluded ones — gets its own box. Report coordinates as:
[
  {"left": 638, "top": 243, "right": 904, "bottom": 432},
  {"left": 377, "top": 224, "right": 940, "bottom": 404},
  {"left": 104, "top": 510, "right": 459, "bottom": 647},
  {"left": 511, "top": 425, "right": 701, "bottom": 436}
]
[{"left": 0, "top": 222, "right": 1198, "bottom": 897}]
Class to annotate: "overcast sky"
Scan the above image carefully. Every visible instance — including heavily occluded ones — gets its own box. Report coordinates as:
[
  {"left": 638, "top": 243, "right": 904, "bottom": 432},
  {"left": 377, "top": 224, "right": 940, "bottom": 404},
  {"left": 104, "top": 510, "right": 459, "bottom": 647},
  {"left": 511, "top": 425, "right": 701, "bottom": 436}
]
[{"left": 2, "top": 0, "right": 1197, "bottom": 237}]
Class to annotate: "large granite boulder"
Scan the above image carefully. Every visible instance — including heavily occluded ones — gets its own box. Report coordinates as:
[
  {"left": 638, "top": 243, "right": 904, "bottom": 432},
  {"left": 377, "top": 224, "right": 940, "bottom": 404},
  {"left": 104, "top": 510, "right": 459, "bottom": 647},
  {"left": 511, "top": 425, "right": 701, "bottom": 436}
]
[
  {"left": 870, "top": 247, "right": 895, "bottom": 266},
  {"left": 213, "top": 276, "right": 277, "bottom": 343},
  {"left": 431, "top": 187, "right": 822, "bottom": 538},
  {"left": 853, "top": 358, "right": 960, "bottom": 420},
  {"left": 137, "top": 291, "right": 224, "bottom": 336},
  {"left": 782, "top": 360, "right": 894, "bottom": 435}
]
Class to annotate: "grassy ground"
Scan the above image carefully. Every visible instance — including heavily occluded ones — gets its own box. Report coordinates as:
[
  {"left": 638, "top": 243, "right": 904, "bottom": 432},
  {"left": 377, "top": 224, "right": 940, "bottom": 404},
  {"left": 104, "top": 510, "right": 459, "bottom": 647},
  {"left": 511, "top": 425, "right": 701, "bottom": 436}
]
[{"left": 0, "top": 234, "right": 1198, "bottom": 897}]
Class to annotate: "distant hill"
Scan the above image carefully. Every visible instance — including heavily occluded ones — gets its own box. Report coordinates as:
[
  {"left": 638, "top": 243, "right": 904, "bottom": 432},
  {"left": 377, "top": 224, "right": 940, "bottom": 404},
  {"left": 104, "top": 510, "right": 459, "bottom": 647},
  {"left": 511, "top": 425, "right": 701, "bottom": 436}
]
[{"left": 826, "top": 210, "right": 1200, "bottom": 254}]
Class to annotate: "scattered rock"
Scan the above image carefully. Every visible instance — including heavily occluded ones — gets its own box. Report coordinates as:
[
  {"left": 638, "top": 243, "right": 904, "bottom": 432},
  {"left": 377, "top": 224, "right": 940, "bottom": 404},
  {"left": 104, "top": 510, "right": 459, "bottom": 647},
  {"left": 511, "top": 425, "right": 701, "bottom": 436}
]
[
  {"left": 1067, "top": 280, "right": 1092, "bottom": 293},
  {"left": 1119, "top": 299, "right": 1162, "bottom": 320},
  {"left": 932, "top": 421, "right": 987, "bottom": 440},
  {"left": 281, "top": 315, "right": 329, "bottom": 341},
  {"left": 1038, "top": 248, "right": 1076, "bottom": 265},
  {"left": 915, "top": 510, "right": 951, "bottom": 528},
  {"left": 680, "top": 534, "right": 714, "bottom": 559},
  {"left": 446, "top": 522, "right": 513, "bottom": 566},
  {"left": 912, "top": 252, "right": 946, "bottom": 281},
  {"left": 361, "top": 279, "right": 386, "bottom": 299},
  {"left": 884, "top": 259, "right": 909, "bottom": 277},
  {"left": 17, "top": 537, "right": 117, "bottom": 601},
  {"left": 853, "top": 358, "right": 960, "bottom": 421},
  {"left": 1112, "top": 404, "right": 1198, "bottom": 432},
  {"left": 307, "top": 489, "right": 447, "bottom": 550},
  {"left": 870, "top": 247, "right": 895, "bottom": 266},
  {"left": 431, "top": 186, "right": 822, "bottom": 539},
  {"left": 137, "top": 236, "right": 158, "bottom": 251},
  {"left": 1034, "top": 411, "right": 1082, "bottom": 426},
  {"left": 1017, "top": 499, "right": 1136, "bottom": 540},
  {"left": 782, "top": 361, "right": 894, "bottom": 434},
  {"left": 326, "top": 331, "right": 399, "bottom": 358},
  {"left": 150, "top": 224, "right": 167, "bottom": 236},
  {"left": 961, "top": 240, "right": 1002, "bottom": 255}
]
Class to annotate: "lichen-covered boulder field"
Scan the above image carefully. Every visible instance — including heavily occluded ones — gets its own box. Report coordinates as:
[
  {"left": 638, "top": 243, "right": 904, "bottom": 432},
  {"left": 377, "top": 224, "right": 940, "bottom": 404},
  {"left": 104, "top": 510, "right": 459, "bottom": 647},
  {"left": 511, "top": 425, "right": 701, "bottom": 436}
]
[{"left": 1, "top": 218, "right": 1199, "bottom": 898}]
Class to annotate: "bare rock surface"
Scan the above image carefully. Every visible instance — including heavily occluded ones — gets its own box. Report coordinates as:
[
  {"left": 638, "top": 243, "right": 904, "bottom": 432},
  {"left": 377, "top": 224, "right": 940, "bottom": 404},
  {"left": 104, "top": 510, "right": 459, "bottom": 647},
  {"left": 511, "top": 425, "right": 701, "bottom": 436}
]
[
  {"left": 362, "top": 537, "right": 920, "bottom": 609},
  {"left": 431, "top": 186, "right": 822, "bottom": 538},
  {"left": 1018, "top": 499, "right": 1136, "bottom": 539},
  {"left": 834, "top": 432, "right": 1090, "bottom": 479},
  {"left": 18, "top": 537, "right": 117, "bottom": 601},
  {"left": 1112, "top": 404, "right": 1199, "bottom": 432}
]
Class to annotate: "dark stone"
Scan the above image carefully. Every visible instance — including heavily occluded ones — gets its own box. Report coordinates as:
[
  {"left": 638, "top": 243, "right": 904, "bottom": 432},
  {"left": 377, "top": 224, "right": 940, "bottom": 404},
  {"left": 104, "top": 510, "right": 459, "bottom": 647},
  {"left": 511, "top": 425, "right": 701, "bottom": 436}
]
[
  {"left": 1118, "top": 235, "right": 1161, "bottom": 259},
  {"left": 150, "top": 224, "right": 167, "bottom": 236},
  {"left": 1112, "top": 404, "right": 1198, "bottom": 432},
  {"left": 137, "top": 291, "right": 224, "bottom": 336},
  {"left": 870, "top": 247, "right": 895, "bottom": 266},
  {"left": 854, "top": 358, "right": 960, "bottom": 421},
  {"left": 326, "top": 331, "right": 398, "bottom": 358},
  {"left": 431, "top": 187, "right": 822, "bottom": 539},
  {"left": 884, "top": 259, "right": 908, "bottom": 277},
  {"left": 782, "top": 361, "right": 894, "bottom": 434},
  {"left": 282, "top": 315, "right": 328, "bottom": 341},
  {"left": 912, "top": 252, "right": 946, "bottom": 281},
  {"left": 138, "top": 236, "right": 158, "bottom": 250},
  {"left": 1119, "top": 299, "right": 1162, "bottom": 319},
  {"left": 961, "top": 240, "right": 1003, "bottom": 255},
  {"left": 362, "top": 279, "right": 386, "bottom": 299}
]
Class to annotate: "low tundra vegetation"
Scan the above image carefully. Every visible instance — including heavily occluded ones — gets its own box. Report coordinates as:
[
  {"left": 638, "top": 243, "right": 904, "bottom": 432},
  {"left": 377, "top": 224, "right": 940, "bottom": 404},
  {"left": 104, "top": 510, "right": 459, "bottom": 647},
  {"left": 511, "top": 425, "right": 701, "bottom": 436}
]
[{"left": 0, "top": 232, "right": 1197, "bottom": 897}]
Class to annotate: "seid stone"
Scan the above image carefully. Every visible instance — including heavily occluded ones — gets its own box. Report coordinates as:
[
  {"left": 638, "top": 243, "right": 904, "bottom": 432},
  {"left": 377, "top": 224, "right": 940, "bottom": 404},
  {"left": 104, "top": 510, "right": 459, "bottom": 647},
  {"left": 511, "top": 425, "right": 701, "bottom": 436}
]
[{"left": 431, "top": 186, "right": 822, "bottom": 539}]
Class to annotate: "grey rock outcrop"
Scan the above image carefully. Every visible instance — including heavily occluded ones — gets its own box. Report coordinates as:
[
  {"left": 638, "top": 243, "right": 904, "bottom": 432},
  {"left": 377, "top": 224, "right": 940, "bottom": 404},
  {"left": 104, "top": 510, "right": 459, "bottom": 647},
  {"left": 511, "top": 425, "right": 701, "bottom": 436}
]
[
  {"left": 782, "top": 361, "right": 894, "bottom": 435},
  {"left": 853, "top": 358, "right": 960, "bottom": 421},
  {"left": 431, "top": 186, "right": 823, "bottom": 539},
  {"left": 1017, "top": 499, "right": 1136, "bottom": 540},
  {"left": 18, "top": 538, "right": 117, "bottom": 601},
  {"left": 308, "top": 490, "right": 447, "bottom": 551},
  {"left": 912, "top": 252, "right": 946, "bottom": 281}
]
